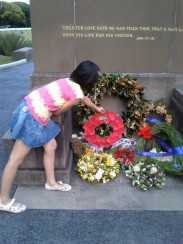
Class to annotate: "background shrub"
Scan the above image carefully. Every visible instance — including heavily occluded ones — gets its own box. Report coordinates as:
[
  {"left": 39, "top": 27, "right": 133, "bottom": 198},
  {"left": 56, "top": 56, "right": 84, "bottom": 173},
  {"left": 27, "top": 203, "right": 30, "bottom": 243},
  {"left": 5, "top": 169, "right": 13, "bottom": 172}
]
[{"left": 0, "top": 31, "right": 32, "bottom": 56}]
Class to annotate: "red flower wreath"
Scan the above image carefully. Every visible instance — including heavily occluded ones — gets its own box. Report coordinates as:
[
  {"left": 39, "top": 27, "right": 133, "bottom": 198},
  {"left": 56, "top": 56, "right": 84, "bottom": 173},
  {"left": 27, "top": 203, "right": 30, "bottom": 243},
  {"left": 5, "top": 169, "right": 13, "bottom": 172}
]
[{"left": 83, "top": 111, "right": 125, "bottom": 148}]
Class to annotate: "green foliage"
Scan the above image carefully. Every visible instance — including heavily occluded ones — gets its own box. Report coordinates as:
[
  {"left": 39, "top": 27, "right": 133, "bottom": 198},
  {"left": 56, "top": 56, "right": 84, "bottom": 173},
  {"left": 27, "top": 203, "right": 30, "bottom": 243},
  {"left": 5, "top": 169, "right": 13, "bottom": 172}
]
[
  {"left": 0, "top": 2, "right": 26, "bottom": 27},
  {"left": 13, "top": 2, "right": 31, "bottom": 27},
  {"left": 77, "top": 73, "right": 149, "bottom": 136},
  {"left": 0, "top": 31, "right": 32, "bottom": 56},
  {"left": 135, "top": 123, "right": 183, "bottom": 175},
  {"left": 125, "top": 162, "right": 165, "bottom": 190},
  {"left": 0, "top": 31, "right": 19, "bottom": 55}
]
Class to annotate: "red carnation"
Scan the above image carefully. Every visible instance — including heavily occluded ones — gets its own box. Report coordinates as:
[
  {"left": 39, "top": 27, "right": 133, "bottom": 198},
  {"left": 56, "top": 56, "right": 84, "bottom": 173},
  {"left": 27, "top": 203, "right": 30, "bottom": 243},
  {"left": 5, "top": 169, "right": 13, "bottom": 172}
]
[
  {"left": 137, "top": 126, "right": 153, "bottom": 139},
  {"left": 115, "top": 149, "right": 135, "bottom": 165}
]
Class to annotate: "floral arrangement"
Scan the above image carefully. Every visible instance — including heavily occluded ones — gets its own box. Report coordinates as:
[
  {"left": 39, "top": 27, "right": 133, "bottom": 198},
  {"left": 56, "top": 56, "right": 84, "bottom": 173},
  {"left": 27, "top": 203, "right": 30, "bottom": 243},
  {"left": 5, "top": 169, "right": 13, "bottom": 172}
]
[
  {"left": 83, "top": 111, "right": 125, "bottom": 148},
  {"left": 115, "top": 149, "right": 135, "bottom": 165},
  {"left": 135, "top": 123, "right": 183, "bottom": 175},
  {"left": 137, "top": 126, "right": 153, "bottom": 139},
  {"left": 77, "top": 73, "right": 150, "bottom": 136},
  {"left": 76, "top": 148, "right": 121, "bottom": 183},
  {"left": 111, "top": 138, "right": 136, "bottom": 150},
  {"left": 125, "top": 162, "right": 165, "bottom": 190},
  {"left": 147, "top": 102, "right": 173, "bottom": 124},
  {"left": 149, "top": 148, "right": 173, "bottom": 162}
]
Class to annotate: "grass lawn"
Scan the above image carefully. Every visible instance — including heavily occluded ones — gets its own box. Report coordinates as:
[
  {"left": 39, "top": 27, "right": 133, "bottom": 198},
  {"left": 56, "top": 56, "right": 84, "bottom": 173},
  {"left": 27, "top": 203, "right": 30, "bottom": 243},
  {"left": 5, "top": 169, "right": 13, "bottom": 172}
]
[{"left": 0, "top": 55, "right": 13, "bottom": 65}]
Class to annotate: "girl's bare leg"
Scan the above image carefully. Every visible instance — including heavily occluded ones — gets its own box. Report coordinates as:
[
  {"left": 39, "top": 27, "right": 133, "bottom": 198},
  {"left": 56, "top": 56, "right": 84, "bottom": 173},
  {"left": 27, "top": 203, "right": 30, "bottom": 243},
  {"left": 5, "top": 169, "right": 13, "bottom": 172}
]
[
  {"left": 43, "top": 139, "right": 67, "bottom": 189},
  {"left": 0, "top": 140, "right": 31, "bottom": 205},
  {"left": 43, "top": 139, "right": 58, "bottom": 186}
]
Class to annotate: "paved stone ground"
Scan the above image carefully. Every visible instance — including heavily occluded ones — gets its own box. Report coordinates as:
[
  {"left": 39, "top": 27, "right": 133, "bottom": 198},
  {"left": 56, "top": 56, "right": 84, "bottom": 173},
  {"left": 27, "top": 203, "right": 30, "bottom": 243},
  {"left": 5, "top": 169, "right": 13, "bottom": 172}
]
[{"left": 15, "top": 172, "right": 183, "bottom": 210}]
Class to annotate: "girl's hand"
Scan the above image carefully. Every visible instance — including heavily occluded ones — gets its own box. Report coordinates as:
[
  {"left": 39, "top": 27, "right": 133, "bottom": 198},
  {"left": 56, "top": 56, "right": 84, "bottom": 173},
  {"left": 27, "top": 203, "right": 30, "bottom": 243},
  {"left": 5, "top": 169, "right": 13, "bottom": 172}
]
[
  {"left": 95, "top": 106, "right": 105, "bottom": 113},
  {"left": 82, "top": 96, "right": 105, "bottom": 113}
]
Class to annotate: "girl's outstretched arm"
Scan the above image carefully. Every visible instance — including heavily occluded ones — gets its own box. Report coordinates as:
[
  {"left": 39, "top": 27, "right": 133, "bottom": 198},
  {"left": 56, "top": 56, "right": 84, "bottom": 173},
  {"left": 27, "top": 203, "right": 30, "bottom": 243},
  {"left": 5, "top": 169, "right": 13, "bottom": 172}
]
[
  {"left": 53, "top": 96, "right": 105, "bottom": 116},
  {"left": 82, "top": 96, "right": 105, "bottom": 113},
  {"left": 53, "top": 98, "right": 81, "bottom": 115}
]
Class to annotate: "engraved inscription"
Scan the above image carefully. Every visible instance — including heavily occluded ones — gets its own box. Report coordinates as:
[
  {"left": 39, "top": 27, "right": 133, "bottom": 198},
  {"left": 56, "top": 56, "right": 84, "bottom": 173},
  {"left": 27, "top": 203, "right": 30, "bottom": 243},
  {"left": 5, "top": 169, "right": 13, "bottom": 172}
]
[{"left": 61, "top": 25, "right": 183, "bottom": 41}]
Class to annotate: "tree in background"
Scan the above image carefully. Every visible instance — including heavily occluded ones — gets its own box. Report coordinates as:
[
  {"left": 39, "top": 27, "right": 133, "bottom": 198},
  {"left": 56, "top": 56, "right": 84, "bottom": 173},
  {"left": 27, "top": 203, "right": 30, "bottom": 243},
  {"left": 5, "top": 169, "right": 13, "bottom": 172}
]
[
  {"left": 14, "top": 2, "right": 31, "bottom": 27},
  {"left": 0, "top": 1, "right": 30, "bottom": 27}
]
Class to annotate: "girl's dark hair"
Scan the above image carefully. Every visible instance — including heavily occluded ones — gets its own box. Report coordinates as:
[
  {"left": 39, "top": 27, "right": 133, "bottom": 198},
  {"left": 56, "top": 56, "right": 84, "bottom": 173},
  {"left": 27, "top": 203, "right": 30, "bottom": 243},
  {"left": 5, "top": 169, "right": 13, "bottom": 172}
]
[{"left": 70, "top": 60, "right": 100, "bottom": 92}]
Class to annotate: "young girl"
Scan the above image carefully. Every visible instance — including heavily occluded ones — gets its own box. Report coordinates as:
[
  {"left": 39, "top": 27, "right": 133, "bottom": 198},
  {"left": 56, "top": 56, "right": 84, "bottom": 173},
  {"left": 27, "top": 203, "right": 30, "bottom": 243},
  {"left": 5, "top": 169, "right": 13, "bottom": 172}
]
[{"left": 0, "top": 60, "right": 105, "bottom": 213}]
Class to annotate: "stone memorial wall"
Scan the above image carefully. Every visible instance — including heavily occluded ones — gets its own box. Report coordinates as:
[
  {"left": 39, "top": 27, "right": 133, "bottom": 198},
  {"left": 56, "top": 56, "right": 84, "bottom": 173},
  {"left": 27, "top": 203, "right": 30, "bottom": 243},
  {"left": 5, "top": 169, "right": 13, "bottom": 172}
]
[
  {"left": 30, "top": 0, "right": 183, "bottom": 73},
  {"left": 30, "top": 0, "right": 183, "bottom": 103}
]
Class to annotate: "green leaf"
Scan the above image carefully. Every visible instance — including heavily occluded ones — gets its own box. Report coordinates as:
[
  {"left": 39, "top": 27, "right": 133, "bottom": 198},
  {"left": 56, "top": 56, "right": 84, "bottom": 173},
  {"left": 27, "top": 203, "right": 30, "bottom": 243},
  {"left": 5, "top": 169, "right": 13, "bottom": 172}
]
[
  {"left": 99, "top": 116, "right": 108, "bottom": 121},
  {"left": 154, "top": 184, "right": 164, "bottom": 189},
  {"left": 132, "top": 180, "right": 136, "bottom": 186}
]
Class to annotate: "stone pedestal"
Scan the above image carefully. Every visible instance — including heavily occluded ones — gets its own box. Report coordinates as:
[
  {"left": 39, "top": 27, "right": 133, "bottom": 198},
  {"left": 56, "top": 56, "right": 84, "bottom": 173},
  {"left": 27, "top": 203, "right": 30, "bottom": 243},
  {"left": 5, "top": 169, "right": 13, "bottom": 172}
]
[
  {"left": 13, "top": 47, "right": 33, "bottom": 61},
  {"left": 2, "top": 110, "right": 73, "bottom": 185},
  {"left": 170, "top": 87, "right": 183, "bottom": 135}
]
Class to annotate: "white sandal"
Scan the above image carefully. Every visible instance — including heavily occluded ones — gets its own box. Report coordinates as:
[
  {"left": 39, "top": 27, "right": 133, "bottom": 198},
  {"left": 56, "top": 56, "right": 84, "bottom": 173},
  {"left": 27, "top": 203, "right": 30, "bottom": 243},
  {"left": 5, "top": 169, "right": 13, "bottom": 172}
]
[
  {"left": 0, "top": 198, "right": 26, "bottom": 213},
  {"left": 45, "top": 181, "right": 72, "bottom": 191}
]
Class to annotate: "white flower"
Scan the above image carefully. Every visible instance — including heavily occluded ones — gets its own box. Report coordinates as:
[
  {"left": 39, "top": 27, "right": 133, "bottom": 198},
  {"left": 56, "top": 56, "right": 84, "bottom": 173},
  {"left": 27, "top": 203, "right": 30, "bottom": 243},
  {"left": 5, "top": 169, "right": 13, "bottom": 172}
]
[
  {"left": 103, "top": 179, "right": 107, "bottom": 184},
  {"left": 72, "top": 134, "right": 78, "bottom": 138},
  {"left": 133, "top": 165, "right": 141, "bottom": 172},
  {"left": 77, "top": 136, "right": 82, "bottom": 140},
  {"left": 149, "top": 166, "right": 158, "bottom": 174},
  {"left": 95, "top": 169, "right": 104, "bottom": 180},
  {"left": 150, "top": 148, "right": 157, "bottom": 153},
  {"left": 88, "top": 175, "right": 95, "bottom": 182},
  {"left": 109, "top": 171, "right": 116, "bottom": 178},
  {"left": 79, "top": 166, "right": 87, "bottom": 172}
]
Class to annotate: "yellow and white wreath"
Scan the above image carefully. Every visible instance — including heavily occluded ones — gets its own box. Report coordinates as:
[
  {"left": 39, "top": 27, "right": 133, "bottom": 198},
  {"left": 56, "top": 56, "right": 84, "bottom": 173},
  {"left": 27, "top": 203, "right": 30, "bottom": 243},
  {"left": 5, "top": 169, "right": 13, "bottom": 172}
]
[{"left": 76, "top": 148, "right": 120, "bottom": 183}]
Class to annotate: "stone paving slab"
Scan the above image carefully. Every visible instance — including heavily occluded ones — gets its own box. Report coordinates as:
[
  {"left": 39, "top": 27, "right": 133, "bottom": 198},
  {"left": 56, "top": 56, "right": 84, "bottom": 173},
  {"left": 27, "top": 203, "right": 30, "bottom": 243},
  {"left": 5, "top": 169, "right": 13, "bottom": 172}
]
[{"left": 14, "top": 171, "right": 183, "bottom": 210}]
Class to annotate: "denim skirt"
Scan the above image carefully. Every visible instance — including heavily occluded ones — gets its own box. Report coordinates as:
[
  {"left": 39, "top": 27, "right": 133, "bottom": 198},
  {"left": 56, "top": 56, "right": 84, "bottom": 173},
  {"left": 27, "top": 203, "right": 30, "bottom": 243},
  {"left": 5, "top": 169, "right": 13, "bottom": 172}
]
[{"left": 9, "top": 100, "right": 61, "bottom": 148}]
